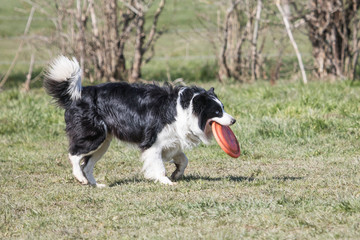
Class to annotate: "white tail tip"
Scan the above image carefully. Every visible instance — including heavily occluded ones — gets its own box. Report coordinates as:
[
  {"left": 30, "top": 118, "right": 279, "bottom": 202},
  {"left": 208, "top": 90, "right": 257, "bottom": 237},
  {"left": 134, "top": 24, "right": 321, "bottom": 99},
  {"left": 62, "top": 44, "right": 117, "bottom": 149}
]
[{"left": 46, "top": 55, "right": 82, "bottom": 101}]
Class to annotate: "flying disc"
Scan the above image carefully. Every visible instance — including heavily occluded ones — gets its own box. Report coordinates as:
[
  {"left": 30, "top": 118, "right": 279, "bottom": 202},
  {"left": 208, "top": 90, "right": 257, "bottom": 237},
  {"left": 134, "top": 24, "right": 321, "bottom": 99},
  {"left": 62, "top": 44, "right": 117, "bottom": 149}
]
[{"left": 212, "top": 122, "right": 240, "bottom": 158}]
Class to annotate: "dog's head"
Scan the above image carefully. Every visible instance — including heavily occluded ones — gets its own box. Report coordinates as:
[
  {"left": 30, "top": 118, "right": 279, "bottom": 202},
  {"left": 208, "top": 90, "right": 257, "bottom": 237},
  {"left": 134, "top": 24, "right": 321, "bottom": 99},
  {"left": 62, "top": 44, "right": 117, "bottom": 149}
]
[{"left": 178, "top": 87, "right": 236, "bottom": 144}]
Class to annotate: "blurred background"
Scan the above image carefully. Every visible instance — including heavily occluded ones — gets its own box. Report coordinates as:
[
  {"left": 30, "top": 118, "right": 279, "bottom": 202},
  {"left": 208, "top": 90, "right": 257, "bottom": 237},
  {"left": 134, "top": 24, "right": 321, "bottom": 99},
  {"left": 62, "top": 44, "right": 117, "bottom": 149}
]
[{"left": 0, "top": 0, "right": 359, "bottom": 89}]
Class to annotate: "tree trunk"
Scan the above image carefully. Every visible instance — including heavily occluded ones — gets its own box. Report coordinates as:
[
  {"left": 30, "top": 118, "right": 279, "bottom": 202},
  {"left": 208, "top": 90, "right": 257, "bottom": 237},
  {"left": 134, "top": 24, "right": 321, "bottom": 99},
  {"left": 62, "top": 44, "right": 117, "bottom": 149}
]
[
  {"left": 89, "top": 0, "right": 104, "bottom": 81},
  {"left": 103, "top": 0, "right": 119, "bottom": 82},
  {"left": 217, "top": 0, "right": 241, "bottom": 82},
  {"left": 129, "top": 0, "right": 165, "bottom": 82},
  {"left": 76, "top": 0, "right": 87, "bottom": 77},
  {"left": 296, "top": 0, "right": 360, "bottom": 79},
  {"left": 251, "top": 0, "right": 262, "bottom": 82},
  {"left": 130, "top": 14, "right": 145, "bottom": 83}
]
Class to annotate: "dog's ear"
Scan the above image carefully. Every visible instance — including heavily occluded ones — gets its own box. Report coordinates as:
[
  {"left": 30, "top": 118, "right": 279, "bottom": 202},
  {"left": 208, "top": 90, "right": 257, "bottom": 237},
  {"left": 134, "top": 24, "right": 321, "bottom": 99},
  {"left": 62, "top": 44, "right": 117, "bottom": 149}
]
[
  {"left": 208, "top": 87, "right": 215, "bottom": 94},
  {"left": 180, "top": 88, "right": 194, "bottom": 109},
  {"left": 192, "top": 94, "right": 207, "bottom": 114}
]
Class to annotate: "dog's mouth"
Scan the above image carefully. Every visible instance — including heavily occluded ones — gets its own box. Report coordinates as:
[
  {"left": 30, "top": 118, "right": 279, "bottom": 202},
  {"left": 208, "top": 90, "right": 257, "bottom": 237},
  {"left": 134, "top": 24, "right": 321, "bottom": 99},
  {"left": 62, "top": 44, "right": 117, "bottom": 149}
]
[
  {"left": 208, "top": 120, "right": 214, "bottom": 128},
  {"left": 204, "top": 120, "right": 214, "bottom": 137},
  {"left": 205, "top": 117, "right": 236, "bottom": 139},
  {"left": 208, "top": 115, "right": 236, "bottom": 127}
]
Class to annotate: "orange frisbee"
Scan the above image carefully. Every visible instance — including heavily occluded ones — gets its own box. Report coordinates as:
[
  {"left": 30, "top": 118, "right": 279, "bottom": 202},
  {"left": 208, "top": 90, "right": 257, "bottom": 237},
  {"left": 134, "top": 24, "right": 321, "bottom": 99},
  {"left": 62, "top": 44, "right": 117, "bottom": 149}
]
[{"left": 212, "top": 122, "right": 240, "bottom": 158}]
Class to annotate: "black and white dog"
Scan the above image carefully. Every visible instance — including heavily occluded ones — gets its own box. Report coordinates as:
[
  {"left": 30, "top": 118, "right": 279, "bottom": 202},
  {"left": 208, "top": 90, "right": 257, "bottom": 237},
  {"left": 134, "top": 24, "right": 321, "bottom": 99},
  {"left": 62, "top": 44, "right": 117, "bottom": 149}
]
[{"left": 44, "top": 56, "right": 236, "bottom": 186}]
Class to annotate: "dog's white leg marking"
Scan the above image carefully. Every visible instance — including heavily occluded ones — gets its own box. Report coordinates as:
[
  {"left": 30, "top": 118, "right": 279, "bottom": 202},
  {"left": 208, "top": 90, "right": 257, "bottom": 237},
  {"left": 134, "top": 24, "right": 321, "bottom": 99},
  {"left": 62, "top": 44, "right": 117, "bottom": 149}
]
[
  {"left": 171, "top": 152, "right": 188, "bottom": 181},
  {"left": 142, "top": 147, "right": 174, "bottom": 185},
  {"left": 82, "top": 136, "right": 112, "bottom": 188},
  {"left": 69, "top": 154, "right": 88, "bottom": 184}
]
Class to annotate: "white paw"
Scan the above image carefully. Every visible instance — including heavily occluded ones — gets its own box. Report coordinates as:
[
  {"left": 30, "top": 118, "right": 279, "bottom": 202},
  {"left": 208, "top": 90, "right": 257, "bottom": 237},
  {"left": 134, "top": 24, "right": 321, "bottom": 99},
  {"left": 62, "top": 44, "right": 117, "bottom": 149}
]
[
  {"left": 96, "top": 183, "right": 107, "bottom": 188},
  {"left": 157, "top": 176, "right": 176, "bottom": 185},
  {"left": 80, "top": 179, "right": 89, "bottom": 185},
  {"left": 74, "top": 175, "right": 88, "bottom": 185}
]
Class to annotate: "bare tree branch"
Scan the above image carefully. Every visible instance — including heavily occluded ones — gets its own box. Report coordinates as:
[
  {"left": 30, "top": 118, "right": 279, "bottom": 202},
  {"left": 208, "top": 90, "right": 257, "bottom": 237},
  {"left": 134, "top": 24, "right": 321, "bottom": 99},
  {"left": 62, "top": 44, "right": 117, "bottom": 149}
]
[
  {"left": 129, "top": 0, "right": 166, "bottom": 82},
  {"left": 276, "top": 0, "right": 308, "bottom": 84},
  {"left": 143, "top": 0, "right": 165, "bottom": 52},
  {"left": 23, "top": 52, "right": 35, "bottom": 92},
  {"left": 0, "top": 6, "right": 35, "bottom": 88}
]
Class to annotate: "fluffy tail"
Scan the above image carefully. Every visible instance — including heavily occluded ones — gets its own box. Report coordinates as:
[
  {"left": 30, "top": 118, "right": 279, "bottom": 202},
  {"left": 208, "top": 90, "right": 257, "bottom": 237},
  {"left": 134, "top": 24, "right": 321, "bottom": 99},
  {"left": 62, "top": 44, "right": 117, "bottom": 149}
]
[{"left": 43, "top": 56, "right": 82, "bottom": 108}]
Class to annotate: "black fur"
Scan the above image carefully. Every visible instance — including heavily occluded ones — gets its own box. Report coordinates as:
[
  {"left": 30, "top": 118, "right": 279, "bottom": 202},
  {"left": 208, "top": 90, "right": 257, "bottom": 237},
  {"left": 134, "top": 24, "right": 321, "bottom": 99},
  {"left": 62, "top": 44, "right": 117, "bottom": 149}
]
[
  {"left": 94, "top": 83, "right": 180, "bottom": 150},
  {"left": 45, "top": 73, "right": 225, "bottom": 156},
  {"left": 47, "top": 81, "right": 187, "bottom": 154},
  {"left": 192, "top": 88, "right": 224, "bottom": 131},
  {"left": 176, "top": 85, "right": 224, "bottom": 131},
  {"left": 43, "top": 79, "right": 72, "bottom": 108}
]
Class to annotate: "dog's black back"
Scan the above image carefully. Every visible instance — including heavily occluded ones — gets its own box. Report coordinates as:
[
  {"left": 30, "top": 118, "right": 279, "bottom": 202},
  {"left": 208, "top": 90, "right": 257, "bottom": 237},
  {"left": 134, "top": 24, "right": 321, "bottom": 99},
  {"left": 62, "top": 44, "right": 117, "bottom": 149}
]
[{"left": 65, "top": 83, "right": 181, "bottom": 153}]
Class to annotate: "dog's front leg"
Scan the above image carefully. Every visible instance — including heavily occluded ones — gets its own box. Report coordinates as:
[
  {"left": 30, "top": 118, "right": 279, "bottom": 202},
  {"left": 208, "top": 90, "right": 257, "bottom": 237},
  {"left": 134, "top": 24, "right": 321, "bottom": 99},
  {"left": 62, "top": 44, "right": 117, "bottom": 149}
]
[
  {"left": 171, "top": 152, "right": 188, "bottom": 181},
  {"left": 141, "top": 147, "right": 174, "bottom": 185}
]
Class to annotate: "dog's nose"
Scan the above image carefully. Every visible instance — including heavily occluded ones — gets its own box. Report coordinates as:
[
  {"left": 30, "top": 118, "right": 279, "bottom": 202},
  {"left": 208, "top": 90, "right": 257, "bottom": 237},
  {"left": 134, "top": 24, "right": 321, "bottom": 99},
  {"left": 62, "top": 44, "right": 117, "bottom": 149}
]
[{"left": 231, "top": 119, "right": 236, "bottom": 125}]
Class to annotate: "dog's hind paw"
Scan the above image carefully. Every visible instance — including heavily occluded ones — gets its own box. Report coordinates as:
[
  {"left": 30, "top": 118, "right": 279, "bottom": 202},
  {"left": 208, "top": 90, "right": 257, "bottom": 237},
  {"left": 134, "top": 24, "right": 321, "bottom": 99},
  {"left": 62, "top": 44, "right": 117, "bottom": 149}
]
[{"left": 171, "top": 170, "right": 184, "bottom": 181}]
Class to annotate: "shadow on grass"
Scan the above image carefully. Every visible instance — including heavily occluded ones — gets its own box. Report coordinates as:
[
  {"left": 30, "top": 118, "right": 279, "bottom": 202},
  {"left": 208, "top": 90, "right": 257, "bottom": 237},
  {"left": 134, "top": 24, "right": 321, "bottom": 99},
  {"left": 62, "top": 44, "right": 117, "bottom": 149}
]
[
  {"left": 109, "top": 177, "right": 146, "bottom": 187},
  {"left": 272, "top": 176, "right": 304, "bottom": 181},
  {"left": 108, "top": 175, "right": 253, "bottom": 187},
  {"left": 109, "top": 175, "right": 303, "bottom": 187},
  {"left": 183, "top": 175, "right": 304, "bottom": 182},
  {"left": 182, "top": 174, "right": 256, "bottom": 182}
]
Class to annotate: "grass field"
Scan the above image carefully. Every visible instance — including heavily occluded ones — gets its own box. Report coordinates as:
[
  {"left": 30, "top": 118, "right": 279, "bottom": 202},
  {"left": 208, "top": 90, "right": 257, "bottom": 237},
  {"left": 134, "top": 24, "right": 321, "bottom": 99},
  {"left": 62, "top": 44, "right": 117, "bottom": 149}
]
[
  {"left": 1, "top": 80, "right": 360, "bottom": 239},
  {"left": 1, "top": 0, "right": 360, "bottom": 239}
]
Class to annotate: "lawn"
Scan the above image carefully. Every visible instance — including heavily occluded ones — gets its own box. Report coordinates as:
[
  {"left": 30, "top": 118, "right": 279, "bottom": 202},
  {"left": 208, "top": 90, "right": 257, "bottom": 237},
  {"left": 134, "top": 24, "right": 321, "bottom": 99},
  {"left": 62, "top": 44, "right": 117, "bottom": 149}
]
[
  {"left": 1, "top": 80, "right": 360, "bottom": 239},
  {"left": 1, "top": 0, "right": 360, "bottom": 239}
]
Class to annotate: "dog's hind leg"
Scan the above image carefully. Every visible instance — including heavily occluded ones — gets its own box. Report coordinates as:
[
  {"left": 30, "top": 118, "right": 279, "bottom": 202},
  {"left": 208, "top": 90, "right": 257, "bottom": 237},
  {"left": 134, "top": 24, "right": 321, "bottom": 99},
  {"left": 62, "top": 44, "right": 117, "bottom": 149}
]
[
  {"left": 69, "top": 154, "right": 88, "bottom": 185},
  {"left": 65, "top": 110, "right": 109, "bottom": 186},
  {"left": 82, "top": 135, "right": 112, "bottom": 188},
  {"left": 171, "top": 152, "right": 188, "bottom": 181}
]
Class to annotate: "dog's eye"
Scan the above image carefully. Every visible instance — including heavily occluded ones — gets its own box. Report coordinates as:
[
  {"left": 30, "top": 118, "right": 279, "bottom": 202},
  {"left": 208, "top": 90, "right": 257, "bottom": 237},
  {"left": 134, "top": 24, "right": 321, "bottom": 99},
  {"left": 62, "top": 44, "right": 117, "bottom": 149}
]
[{"left": 215, "top": 111, "right": 220, "bottom": 115}]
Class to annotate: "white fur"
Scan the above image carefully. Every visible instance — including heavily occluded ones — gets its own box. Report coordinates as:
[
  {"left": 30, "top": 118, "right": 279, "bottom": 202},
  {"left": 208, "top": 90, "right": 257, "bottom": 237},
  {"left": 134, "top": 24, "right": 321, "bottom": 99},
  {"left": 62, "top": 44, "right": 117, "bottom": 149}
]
[
  {"left": 211, "top": 96, "right": 223, "bottom": 109},
  {"left": 211, "top": 112, "right": 234, "bottom": 126},
  {"left": 140, "top": 92, "right": 212, "bottom": 185},
  {"left": 210, "top": 96, "right": 235, "bottom": 126},
  {"left": 46, "top": 55, "right": 82, "bottom": 101},
  {"left": 69, "top": 154, "right": 88, "bottom": 184},
  {"left": 141, "top": 123, "right": 183, "bottom": 185},
  {"left": 142, "top": 147, "right": 173, "bottom": 185}
]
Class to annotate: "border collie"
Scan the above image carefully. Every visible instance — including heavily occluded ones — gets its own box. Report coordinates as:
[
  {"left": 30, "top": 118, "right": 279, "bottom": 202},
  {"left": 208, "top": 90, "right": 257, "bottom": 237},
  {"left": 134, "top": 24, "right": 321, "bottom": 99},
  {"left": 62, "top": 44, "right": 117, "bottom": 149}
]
[{"left": 44, "top": 56, "right": 236, "bottom": 186}]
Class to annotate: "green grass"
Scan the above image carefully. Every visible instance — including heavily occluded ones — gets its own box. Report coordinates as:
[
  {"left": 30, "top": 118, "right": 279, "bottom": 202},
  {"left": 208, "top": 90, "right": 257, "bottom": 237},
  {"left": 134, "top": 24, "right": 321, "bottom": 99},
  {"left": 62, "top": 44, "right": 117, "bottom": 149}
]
[
  {"left": 1, "top": 0, "right": 360, "bottom": 238},
  {"left": 1, "top": 80, "right": 360, "bottom": 239}
]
